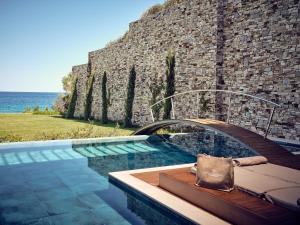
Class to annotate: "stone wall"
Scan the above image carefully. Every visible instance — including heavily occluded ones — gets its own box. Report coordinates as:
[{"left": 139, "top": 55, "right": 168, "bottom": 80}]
[
  {"left": 72, "top": 64, "right": 88, "bottom": 118},
  {"left": 72, "top": 0, "right": 299, "bottom": 141},
  {"left": 87, "top": 0, "right": 218, "bottom": 124},
  {"left": 221, "top": 0, "right": 299, "bottom": 140}
]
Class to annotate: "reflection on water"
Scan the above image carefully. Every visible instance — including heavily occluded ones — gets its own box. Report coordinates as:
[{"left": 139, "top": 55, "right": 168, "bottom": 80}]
[
  {"left": 95, "top": 182, "right": 196, "bottom": 225},
  {"left": 160, "top": 131, "right": 257, "bottom": 158}
]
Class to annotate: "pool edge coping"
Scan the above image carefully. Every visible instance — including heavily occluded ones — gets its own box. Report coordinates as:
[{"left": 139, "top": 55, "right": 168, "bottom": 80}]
[
  {"left": 109, "top": 164, "right": 230, "bottom": 225},
  {"left": 0, "top": 135, "right": 150, "bottom": 150}
]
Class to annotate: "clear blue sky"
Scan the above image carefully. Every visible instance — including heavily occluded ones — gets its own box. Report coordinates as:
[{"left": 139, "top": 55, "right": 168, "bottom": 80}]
[{"left": 0, "top": 0, "right": 164, "bottom": 92}]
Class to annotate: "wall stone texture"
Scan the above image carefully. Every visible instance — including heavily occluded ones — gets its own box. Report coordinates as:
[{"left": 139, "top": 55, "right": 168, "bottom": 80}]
[
  {"left": 71, "top": 0, "right": 299, "bottom": 141},
  {"left": 72, "top": 64, "right": 88, "bottom": 119}
]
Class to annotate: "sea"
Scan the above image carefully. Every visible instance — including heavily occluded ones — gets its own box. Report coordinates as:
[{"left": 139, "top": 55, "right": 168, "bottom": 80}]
[{"left": 0, "top": 92, "right": 60, "bottom": 113}]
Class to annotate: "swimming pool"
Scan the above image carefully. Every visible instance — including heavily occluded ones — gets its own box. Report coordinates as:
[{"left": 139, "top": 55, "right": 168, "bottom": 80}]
[
  {"left": 0, "top": 132, "right": 257, "bottom": 225},
  {"left": 275, "top": 141, "right": 300, "bottom": 154}
]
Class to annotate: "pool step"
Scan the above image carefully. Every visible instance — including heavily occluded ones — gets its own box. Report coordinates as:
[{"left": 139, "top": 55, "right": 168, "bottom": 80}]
[
  {"left": 0, "top": 142, "right": 162, "bottom": 166},
  {"left": 73, "top": 143, "right": 160, "bottom": 158},
  {"left": 0, "top": 148, "right": 84, "bottom": 166}
]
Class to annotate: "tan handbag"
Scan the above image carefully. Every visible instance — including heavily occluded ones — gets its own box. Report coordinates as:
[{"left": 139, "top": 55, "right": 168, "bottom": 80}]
[{"left": 196, "top": 154, "right": 234, "bottom": 192}]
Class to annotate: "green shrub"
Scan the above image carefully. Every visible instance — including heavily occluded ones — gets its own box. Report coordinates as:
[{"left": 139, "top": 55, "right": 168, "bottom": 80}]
[
  {"left": 163, "top": 50, "right": 176, "bottom": 120},
  {"left": 107, "top": 89, "right": 112, "bottom": 107},
  {"left": 105, "top": 31, "right": 129, "bottom": 48},
  {"left": 199, "top": 93, "right": 210, "bottom": 117},
  {"left": 53, "top": 93, "right": 68, "bottom": 115},
  {"left": 54, "top": 72, "right": 76, "bottom": 116},
  {"left": 122, "top": 31, "right": 129, "bottom": 43},
  {"left": 141, "top": 4, "right": 163, "bottom": 18},
  {"left": 84, "top": 75, "right": 95, "bottom": 120},
  {"left": 62, "top": 72, "right": 76, "bottom": 94},
  {"left": 29, "top": 106, "right": 59, "bottom": 115},
  {"left": 0, "top": 134, "right": 23, "bottom": 143},
  {"left": 108, "top": 122, "right": 120, "bottom": 137},
  {"left": 141, "top": 0, "right": 184, "bottom": 19},
  {"left": 102, "top": 72, "right": 108, "bottom": 124},
  {"left": 66, "top": 78, "right": 78, "bottom": 118},
  {"left": 33, "top": 106, "right": 40, "bottom": 114},
  {"left": 124, "top": 65, "right": 136, "bottom": 127},
  {"left": 35, "top": 122, "right": 122, "bottom": 140},
  {"left": 23, "top": 107, "right": 31, "bottom": 113},
  {"left": 164, "top": 0, "right": 184, "bottom": 9}
]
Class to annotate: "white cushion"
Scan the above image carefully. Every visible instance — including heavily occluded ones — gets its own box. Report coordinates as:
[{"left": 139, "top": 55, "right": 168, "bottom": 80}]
[
  {"left": 265, "top": 187, "right": 300, "bottom": 213},
  {"left": 234, "top": 167, "right": 297, "bottom": 195},
  {"left": 241, "top": 163, "right": 300, "bottom": 185}
]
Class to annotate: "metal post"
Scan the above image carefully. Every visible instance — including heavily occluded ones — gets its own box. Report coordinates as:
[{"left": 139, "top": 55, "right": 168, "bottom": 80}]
[
  {"left": 150, "top": 108, "right": 155, "bottom": 122},
  {"left": 171, "top": 97, "right": 175, "bottom": 119},
  {"left": 226, "top": 93, "right": 232, "bottom": 123},
  {"left": 264, "top": 106, "right": 276, "bottom": 139},
  {"left": 196, "top": 93, "right": 199, "bottom": 118}
]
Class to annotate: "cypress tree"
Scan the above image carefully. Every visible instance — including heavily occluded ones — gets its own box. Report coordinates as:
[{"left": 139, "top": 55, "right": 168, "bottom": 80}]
[
  {"left": 163, "top": 50, "right": 175, "bottom": 120},
  {"left": 84, "top": 75, "right": 95, "bottom": 120},
  {"left": 149, "top": 78, "right": 164, "bottom": 120},
  {"left": 102, "top": 72, "right": 108, "bottom": 124},
  {"left": 66, "top": 78, "right": 78, "bottom": 118},
  {"left": 124, "top": 65, "right": 136, "bottom": 127}
]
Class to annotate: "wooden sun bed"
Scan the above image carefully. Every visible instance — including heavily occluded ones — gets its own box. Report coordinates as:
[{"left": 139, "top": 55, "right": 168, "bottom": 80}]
[{"left": 133, "top": 167, "right": 300, "bottom": 225}]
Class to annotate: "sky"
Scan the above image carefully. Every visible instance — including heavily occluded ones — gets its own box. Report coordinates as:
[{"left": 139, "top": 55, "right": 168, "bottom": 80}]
[{"left": 0, "top": 0, "right": 164, "bottom": 92}]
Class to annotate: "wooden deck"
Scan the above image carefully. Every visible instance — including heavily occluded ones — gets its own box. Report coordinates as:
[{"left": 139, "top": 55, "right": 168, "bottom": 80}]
[
  {"left": 132, "top": 167, "right": 300, "bottom": 225},
  {"left": 133, "top": 119, "right": 300, "bottom": 170},
  {"left": 131, "top": 119, "right": 300, "bottom": 224}
]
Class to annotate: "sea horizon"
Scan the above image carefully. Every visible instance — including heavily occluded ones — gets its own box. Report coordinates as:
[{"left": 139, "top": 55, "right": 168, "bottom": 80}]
[
  {"left": 0, "top": 91, "right": 61, "bottom": 113},
  {"left": 0, "top": 91, "right": 62, "bottom": 93}
]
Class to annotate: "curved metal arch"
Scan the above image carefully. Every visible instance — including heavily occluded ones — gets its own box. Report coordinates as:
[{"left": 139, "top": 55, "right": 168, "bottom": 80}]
[
  {"left": 149, "top": 89, "right": 281, "bottom": 138},
  {"left": 132, "top": 119, "right": 260, "bottom": 155},
  {"left": 150, "top": 89, "right": 281, "bottom": 108},
  {"left": 132, "top": 118, "right": 294, "bottom": 168},
  {"left": 133, "top": 119, "right": 182, "bottom": 135}
]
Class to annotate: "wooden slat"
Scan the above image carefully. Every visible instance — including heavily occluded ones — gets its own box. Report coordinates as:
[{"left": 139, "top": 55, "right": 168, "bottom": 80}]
[{"left": 133, "top": 170, "right": 160, "bottom": 186}]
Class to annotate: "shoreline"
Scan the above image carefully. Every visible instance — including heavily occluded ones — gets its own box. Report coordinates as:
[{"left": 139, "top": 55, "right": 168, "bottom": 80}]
[
  {"left": 0, "top": 112, "right": 23, "bottom": 114},
  {"left": 0, "top": 91, "right": 62, "bottom": 94}
]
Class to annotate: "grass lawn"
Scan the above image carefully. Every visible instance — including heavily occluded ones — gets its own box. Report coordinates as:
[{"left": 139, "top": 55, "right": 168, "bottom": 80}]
[{"left": 0, "top": 114, "right": 136, "bottom": 143}]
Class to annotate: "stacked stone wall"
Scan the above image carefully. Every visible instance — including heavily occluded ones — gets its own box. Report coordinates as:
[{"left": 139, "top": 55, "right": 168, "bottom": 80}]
[
  {"left": 87, "top": 0, "right": 218, "bottom": 124},
  {"left": 72, "top": 64, "right": 88, "bottom": 118},
  {"left": 72, "top": 0, "right": 299, "bottom": 140},
  {"left": 221, "top": 0, "right": 299, "bottom": 139}
]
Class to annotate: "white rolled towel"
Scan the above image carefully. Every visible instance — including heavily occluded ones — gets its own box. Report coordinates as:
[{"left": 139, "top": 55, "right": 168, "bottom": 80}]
[
  {"left": 190, "top": 156, "right": 268, "bottom": 174},
  {"left": 190, "top": 164, "right": 197, "bottom": 174},
  {"left": 233, "top": 156, "right": 268, "bottom": 167}
]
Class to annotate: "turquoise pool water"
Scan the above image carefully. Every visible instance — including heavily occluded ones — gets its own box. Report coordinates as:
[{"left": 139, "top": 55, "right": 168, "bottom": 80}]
[
  {"left": 0, "top": 133, "right": 257, "bottom": 225},
  {"left": 276, "top": 141, "right": 300, "bottom": 153}
]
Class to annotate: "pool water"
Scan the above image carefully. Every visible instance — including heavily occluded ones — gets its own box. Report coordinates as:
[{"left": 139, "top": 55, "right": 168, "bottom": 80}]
[
  {"left": 0, "top": 133, "right": 257, "bottom": 225},
  {"left": 276, "top": 141, "right": 300, "bottom": 153}
]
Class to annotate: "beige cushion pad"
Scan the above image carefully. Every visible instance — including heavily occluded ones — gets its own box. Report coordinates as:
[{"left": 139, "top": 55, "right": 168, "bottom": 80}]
[
  {"left": 234, "top": 167, "right": 299, "bottom": 195},
  {"left": 265, "top": 187, "right": 300, "bottom": 213},
  {"left": 235, "top": 164, "right": 300, "bottom": 212},
  {"left": 241, "top": 163, "right": 300, "bottom": 185}
]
